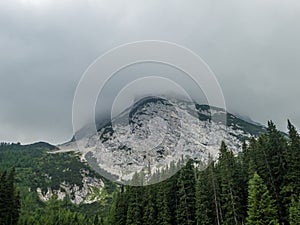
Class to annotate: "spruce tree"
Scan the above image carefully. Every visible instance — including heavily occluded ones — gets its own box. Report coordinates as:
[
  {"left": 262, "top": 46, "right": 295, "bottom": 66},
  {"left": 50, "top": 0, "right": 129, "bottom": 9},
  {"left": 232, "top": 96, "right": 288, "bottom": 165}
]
[
  {"left": 116, "top": 187, "right": 128, "bottom": 225},
  {"left": 156, "top": 181, "right": 172, "bottom": 225},
  {"left": 0, "top": 170, "right": 7, "bottom": 224},
  {"left": 196, "top": 164, "right": 213, "bottom": 225},
  {"left": 289, "top": 195, "right": 300, "bottom": 225},
  {"left": 126, "top": 186, "right": 143, "bottom": 225},
  {"left": 0, "top": 168, "right": 20, "bottom": 225},
  {"left": 246, "top": 173, "right": 279, "bottom": 225},
  {"left": 208, "top": 161, "right": 223, "bottom": 225},
  {"left": 282, "top": 120, "right": 300, "bottom": 202},
  {"left": 254, "top": 121, "right": 287, "bottom": 223},
  {"left": 107, "top": 187, "right": 128, "bottom": 225},
  {"left": 142, "top": 185, "right": 157, "bottom": 225},
  {"left": 176, "top": 159, "right": 196, "bottom": 225},
  {"left": 218, "top": 141, "right": 242, "bottom": 225}
]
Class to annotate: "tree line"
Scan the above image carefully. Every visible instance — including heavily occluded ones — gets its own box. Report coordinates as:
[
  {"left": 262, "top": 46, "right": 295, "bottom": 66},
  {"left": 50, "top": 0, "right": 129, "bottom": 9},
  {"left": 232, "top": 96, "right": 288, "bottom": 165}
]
[
  {"left": 107, "top": 120, "right": 300, "bottom": 225},
  {"left": 1, "top": 120, "right": 300, "bottom": 224}
]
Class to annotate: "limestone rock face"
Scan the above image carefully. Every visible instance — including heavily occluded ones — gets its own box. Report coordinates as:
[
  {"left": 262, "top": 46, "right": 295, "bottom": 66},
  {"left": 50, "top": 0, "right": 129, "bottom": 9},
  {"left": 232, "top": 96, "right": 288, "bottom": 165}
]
[{"left": 36, "top": 170, "right": 104, "bottom": 205}]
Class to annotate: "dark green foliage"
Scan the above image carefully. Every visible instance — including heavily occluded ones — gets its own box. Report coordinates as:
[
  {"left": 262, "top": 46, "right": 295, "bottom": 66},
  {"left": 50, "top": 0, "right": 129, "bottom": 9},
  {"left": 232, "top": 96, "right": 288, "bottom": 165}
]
[
  {"left": 126, "top": 186, "right": 143, "bottom": 225},
  {"left": 109, "top": 120, "right": 300, "bottom": 225},
  {"left": 282, "top": 120, "right": 300, "bottom": 208},
  {"left": 176, "top": 160, "right": 196, "bottom": 225},
  {"left": 249, "top": 121, "right": 288, "bottom": 223},
  {"left": 218, "top": 142, "right": 245, "bottom": 225},
  {"left": 156, "top": 184, "right": 172, "bottom": 225},
  {"left": 106, "top": 187, "right": 127, "bottom": 225},
  {"left": 196, "top": 161, "right": 217, "bottom": 225},
  {"left": 246, "top": 173, "right": 279, "bottom": 225},
  {"left": 142, "top": 186, "right": 157, "bottom": 225},
  {"left": 1, "top": 120, "right": 300, "bottom": 224},
  {"left": 0, "top": 142, "right": 113, "bottom": 224},
  {"left": 20, "top": 195, "right": 101, "bottom": 225},
  {"left": 156, "top": 175, "right": 177, "bottom": 225},
  {"left": 0, "top": 168, "right": 21, "bottom": 225},
  {"left": 289, "top": 195, "right": 300, "bottom": 225}
]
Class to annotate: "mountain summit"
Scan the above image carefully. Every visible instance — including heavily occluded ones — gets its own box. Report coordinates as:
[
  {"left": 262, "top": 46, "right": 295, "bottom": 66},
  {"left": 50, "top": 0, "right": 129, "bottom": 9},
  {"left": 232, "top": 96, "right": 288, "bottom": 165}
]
[{"left": 59, "top": 96, "right": 266, "bottom": 185}]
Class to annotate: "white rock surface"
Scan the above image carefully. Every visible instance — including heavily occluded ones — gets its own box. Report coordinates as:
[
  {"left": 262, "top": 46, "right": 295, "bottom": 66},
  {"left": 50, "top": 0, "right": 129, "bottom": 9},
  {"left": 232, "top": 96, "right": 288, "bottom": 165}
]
[
  {"left": 58, "top": 97, "right": 256, "bottom": 185},
  {"left": 36, "top": 171, "right": 104, "bottom": 205}
]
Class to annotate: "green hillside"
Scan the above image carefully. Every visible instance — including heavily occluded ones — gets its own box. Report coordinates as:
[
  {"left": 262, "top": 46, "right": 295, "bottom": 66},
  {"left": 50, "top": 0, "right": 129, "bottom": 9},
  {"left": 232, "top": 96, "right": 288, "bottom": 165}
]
[{"left": 0, "top": 142, "right": 115, "bottom": 224}]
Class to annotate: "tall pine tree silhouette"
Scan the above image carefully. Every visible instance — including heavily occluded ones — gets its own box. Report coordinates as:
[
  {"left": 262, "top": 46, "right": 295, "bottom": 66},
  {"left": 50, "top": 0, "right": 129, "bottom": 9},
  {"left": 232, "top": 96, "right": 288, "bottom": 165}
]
[{"left": 246, "top": 173, "right": 279, "bottom": 225}]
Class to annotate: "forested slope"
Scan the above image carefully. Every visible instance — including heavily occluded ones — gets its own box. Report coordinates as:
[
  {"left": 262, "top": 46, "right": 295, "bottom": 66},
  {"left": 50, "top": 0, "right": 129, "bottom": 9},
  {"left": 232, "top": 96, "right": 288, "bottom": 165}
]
[
  {"left": 1, "top": 120, "right": 300, "bottom": 224},
  {"left": 108, "top": 121, "right": 300, "bottom": 225}
]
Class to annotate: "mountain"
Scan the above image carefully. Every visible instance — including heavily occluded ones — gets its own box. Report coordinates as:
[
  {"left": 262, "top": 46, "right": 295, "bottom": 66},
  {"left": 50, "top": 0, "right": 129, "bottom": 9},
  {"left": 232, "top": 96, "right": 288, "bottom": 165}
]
[
  {"left": 58, "top": 96, "right": 266, "bottom": 186},
  {"left": 1, "top": 96, "right": 296, "bottom": 225},
  {"left": 0, "top": 97, "right": 266, "bottom": 205},
  {"left": 0, "top": 96, "right": 269, "bottom": 222}
]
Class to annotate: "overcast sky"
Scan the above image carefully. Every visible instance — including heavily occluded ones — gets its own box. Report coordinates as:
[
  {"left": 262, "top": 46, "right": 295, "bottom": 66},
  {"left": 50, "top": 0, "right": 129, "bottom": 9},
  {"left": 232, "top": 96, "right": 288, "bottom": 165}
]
[{"left": 0, "top": 0, "right": 300, "bottom": 144}]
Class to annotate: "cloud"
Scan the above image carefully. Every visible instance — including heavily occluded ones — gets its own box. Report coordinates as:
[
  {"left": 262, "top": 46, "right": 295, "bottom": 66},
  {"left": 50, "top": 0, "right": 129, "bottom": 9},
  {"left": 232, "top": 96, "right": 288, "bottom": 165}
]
[{"left": 0, "top": 0, "right": 300, "bottom": 144}]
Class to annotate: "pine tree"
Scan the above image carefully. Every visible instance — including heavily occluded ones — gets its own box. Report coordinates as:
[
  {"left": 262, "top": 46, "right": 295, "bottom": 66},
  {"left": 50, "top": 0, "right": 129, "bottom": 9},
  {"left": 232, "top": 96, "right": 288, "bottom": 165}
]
[
  {"left": 282, "top": 120, "right": 300, "bottom": 200},
  {"left": 218, "top": 141, "right": 242, "bottom": 225},
  {"left": 289, "top": 195, "right": 300, "bottom": 225},
  {"left": 7, "top": 168, "right": 17, "bottom": 224},
  {"left": 126, "top": 186, "right": 143, "bottom": 225},
  {"left": 107, "top": 187, "right": 128, "bottom": 225},
  {"left": 115, "top": 186, "right": 128, "bottom": 225},
  {"left": 246, "top": 173, "right": 279, "bottom": 225},
  {"left": 0, "top": 170, "right": 8, "bottom": 224},
  {"left": 254, "top": 121, "right": 287, "bottom": 223},
  {"left": 143, "top": 185, "right": 157, "bottom": 225},
  {"left": 0, "top": 168, "right": 21, "bottom": 225},
  {"left": 196, "top": 164, "right": 213, "bottom": 225},
  {"left": 208, "top": 161, "right": 223, "bottom": 225},
  {"left": 236, "top": 143, "right": 249, "bottom": 224},
  {"left": 176, "top": 159, "right": 196, "bottom": 225},
  {"left": 156, "top": 172, "right": 180, "bottom": 225},
  {"left": 241, "top": 139, "right": 257, "bottom": 179},
  {"left": 156, "top": 181, "right": 172, "bottom": 225},
  {"left": 13, "top": 191, "right": 21, "bottom": 225}
]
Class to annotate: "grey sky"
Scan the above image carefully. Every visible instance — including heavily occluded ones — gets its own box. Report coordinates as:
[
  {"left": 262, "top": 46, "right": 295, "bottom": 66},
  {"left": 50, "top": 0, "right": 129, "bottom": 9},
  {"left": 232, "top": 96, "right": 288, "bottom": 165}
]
[{"left": 0, "top": 0, "right": 300, "bottom": 144}]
